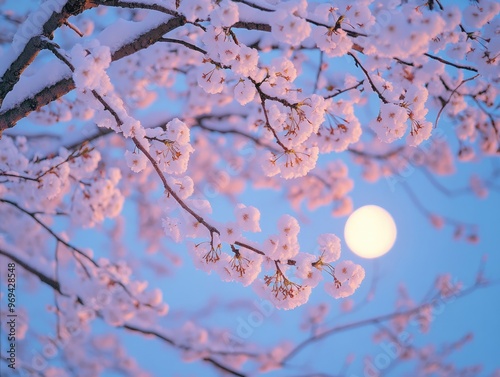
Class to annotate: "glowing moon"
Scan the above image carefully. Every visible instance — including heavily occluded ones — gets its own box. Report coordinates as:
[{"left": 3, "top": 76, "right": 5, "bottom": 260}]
[{"left": 344, "top": 205, "right": 397, "bottom": 258}]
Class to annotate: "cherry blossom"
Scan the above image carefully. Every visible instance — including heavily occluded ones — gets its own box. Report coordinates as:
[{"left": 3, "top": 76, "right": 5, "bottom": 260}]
[{"left": 0, "top": 0, "right": 498, "bottom": 375}]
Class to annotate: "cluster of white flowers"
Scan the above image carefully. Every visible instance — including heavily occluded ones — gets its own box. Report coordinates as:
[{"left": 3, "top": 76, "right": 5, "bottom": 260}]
[
  {"left": 366, "top": 4, "right": 447, "bottom": 58},
  {"left": 231, "top": 45, "right": 260, "bottom": 77},
  {"left": 66, "top": 148, "right": 102, "bottom": 181},
  {"left": 197, "top": 62, "right": 226, "bottom": 94},
  {"left": 209, "top": 0, "right": 239, "bottom": 27},
  {"left": 197, "top": 26, "right": 262, "bottom": 98},
  {"left": 183, "top": 204, "right": 263, "bottom": 286},
  {"left": 71, "top": 41, "right": 112, "bottom": 92},
  {"left": 0, "top": 136, "right": 126, "bottom": 229},
  {"left": 170, "top": 204, "right": 365, "bottom": 310},
  {"left": 58, "top": 258, "right": 169, "bottom": 329},
  {"left": 216, "top": 246, "right": 264, "bottom": 287},
  {"left": 324, "top": 260, "right": 365, "bottom": 298},
  {"left": 234, "top": 79, "right": 257, "bottom": 105},
  {"left": 261, "top": 145, "right": 320, "bottom": 180},
  {"left": 254, "top": 215, "right": 363, "bottom": 309},
  {"left": 5, "top": 1, "right": 500, "bottom": 373},
  {"left": 369, "top": 103, "right": 409, "bottom": 143},
  {"left": 367, "top": 84, "right": 434, "bottom": 147},
  {"left": 312, "top": 1, "right": 375, "bottom": 31},
  {"left": 312, "top": 26, "right": 352, "bottom": 58},
  {"left": 124, "top": 150, "right": 147, "bottom": 173},
  {"left": 235, "top": 204, "right": 261, "bottom": 232},
  {"left": 401, "top": 86, "right": 433, "bottom": 146},
  {"left": 178, "top": 0, "right": 213, "bottom": 22},
  {"left": 255, "top": 270, "right": 312, "bottom": 311},
  {"left": 463, "top": 0, "right": 499, "bottom": 29},
  {"left": 71, "top": 167, "right": 124, "bottom": 228},
  {"left": 0, "top": 136, "right": 29, "bottom": 175},
  {"left": 260, "top": 57, "right": 298, "bottom": 98},
  {"left": 294, "top": 234, "right": 341, "bottom": 288},
  {"left": 264, "top": 214, "right": 301, "bottom": 261},
  {"left": 146, "top": 119, "right": 194, "bottom": 175},
  {"left": 311, "top": 99, "right": 362, "bottom": 152},
  {"left": 265, "top": 99, "right": 325, "bottom": 149},
  {"left": 270, "top": 0, "right": 311, "bottom": 46},
  {"left": 201, "top": 26, "right": 260, "bottom": 75}
]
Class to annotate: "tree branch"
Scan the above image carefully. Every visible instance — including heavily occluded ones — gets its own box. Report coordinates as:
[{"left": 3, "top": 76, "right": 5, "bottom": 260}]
[
  {"left": 0, "top": 247, "right": 62, "bottom": 294},
  {"left": 123, "top": 324, "right": 247, "bottom": 377},
  {"left": 281, "top": 280, "right": 490, "bottom": 364},
  {"left": 435, "top": 74, "right": 479, "bottom": 129},
  {"left": 0, "top": 198, "right": 98, "bottom": 267},
  {"left": 0, "top": 247, "right": 247, "bottom": 377},
  {"left": 89, "top": 0, "right": 177, "bottom": 16},
  {"left": 348, "top": 145, "right": 405, "bottom": 160},
  {"left": 0, "top": 16, "right": 186, "bottom": 131},
  {"left": 87, "top": 88, "right": 221, "bottom": 240},
  {"left": 232, "top": 21, "right": 271, "bottom": 32},
  {"left": 324, "top": 80, "right": 364, "bottom": 99},
  {"left": 424, "top": 53, "right": 478, "bottom": 72},
  {"left": 0, "top": 77, "right": 75, "bottom": 132},
  {"left": 234, "top": 241, "right": 266, "bottom": 256},
  {"left": 0, "top": 0, "right": 93, "bottom": 108},
  {"left": 194, "top": 119, "right": 279, "bottom": 152},
  {"left": 159, "top": 37, "right": 207, "bottom": 54},
  {"left": 348, "top": 52, "right": 388, "bottom": 104}
]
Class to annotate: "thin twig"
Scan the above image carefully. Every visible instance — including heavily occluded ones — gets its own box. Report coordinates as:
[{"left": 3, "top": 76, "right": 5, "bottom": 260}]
[
  {"left": 0, "top": 246, "right": 247, "bottom": 377},
  {"left": 324, "top": 80, "right": 364, "bottom": 99},
  {"left": 313, "top": 51, "right": 324, "bottom": 94},
  {"left": 158, "top": 38, "right": 207, "bottom": 54},
  {"left": 0, "top": 198, "right": 98, "bottom": 267},
  {"left": 234, "top": 241, "right": 266, "bottom": 256},
  {"left": 424, "top": 53, "right": 478, "bottom": 72},
  {"left": 63, "top": 21, "right": 84, "bottom": 37},
  {"left": 281, "top": 280, "right": 490, "bottom": 364},
  {"left": 348, "top": 52, "right": 388, "bottom": 104}
]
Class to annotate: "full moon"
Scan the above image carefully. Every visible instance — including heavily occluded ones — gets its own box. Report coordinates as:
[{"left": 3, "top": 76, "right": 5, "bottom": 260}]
[{"left": 344, "top": 205, "right": 397, "bottom": 259}]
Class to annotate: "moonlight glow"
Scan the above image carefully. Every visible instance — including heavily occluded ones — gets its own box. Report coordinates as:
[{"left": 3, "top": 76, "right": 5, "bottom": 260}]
[{"left": 344, "top": 205, "right": 397, "bottom": 259}]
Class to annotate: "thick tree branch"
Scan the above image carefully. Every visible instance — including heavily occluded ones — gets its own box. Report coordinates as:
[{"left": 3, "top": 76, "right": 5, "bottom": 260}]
[
  {"left": 232, "top": 21, "right": 271, "bottom": 32},
  {"left": 0, "top": 247, "right": 62, "bottom": 294},
  {"left": 111, "top": 16, "right": 186, "bottom": 61},
  {"left": 0, "top": 77, "right": 75, "bottom": 132},
  {"left": 0, "top": 0, "right": 93, "bottom": 108},
  {"left": 0, "top": 16, "right": 186, "bottom": 131},
  {"left": 233, "top": 0, "right": 367, "bottom": 37},
  {"left": 89, "top": 0, "right": 177, "bottom": 16}
]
